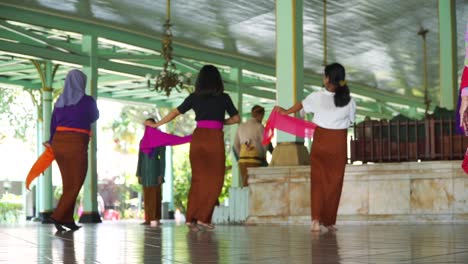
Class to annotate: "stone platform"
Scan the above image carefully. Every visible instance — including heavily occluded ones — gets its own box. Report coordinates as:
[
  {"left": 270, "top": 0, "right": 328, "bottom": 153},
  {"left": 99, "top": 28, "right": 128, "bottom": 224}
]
[{"left": 247, "top": 161, "right": 468, "bottom": 224}]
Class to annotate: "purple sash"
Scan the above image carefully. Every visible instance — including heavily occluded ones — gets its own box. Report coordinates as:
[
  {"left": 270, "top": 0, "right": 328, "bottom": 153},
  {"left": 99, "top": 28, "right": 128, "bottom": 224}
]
[{"left": 196, "top": 120, "right": 223, "bottom": 130}]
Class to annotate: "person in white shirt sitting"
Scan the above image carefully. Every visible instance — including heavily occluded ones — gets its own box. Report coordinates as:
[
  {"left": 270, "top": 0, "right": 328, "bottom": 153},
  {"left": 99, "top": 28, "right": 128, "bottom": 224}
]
[{"left": 234, "top": 105, "right": 272, "bottom": 187}]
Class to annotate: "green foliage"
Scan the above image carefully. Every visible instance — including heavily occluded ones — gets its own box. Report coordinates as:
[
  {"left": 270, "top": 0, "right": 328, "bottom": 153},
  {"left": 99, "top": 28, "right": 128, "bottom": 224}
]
[
  {"left": 104, "top": 105, "right": 161, "bottom": 154},
  {"left": 0, "top": 193, "right": 23, "bottom": 223},
  {"left": 220, "top": 129, "right": 234, "bottom": 205},
  {"left": 126, "top": 171, "right": 143, "bottom": 194},
  {"left": 122, "top": 207, "right": 143, "bottom": 219},
  {"left": 172, "top": 144, "right": 191, "bottom": 213},
  {"left": 0, "top": 87, "right": 15, "bottom": 114},
  {"left": 97, "top": 173, "right": 142, "bottom": 220},
  {"left": 0, "top": 87, "right": 36, "bottom": 142}
]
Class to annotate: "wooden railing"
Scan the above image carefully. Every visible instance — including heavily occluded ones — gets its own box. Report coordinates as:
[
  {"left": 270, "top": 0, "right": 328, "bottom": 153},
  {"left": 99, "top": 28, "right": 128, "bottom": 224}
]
[{"left": 350, "top": 119, "right": 468, "bottom": 163}]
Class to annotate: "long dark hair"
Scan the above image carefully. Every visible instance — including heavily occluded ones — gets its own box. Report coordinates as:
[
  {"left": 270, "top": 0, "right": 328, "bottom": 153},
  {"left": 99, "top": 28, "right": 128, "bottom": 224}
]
[
  {"left": 194, "top": 65, "right": 224, "bottom": 96},
  {"left": 324, "top": 63, "right": 351, "bottom": 107}
]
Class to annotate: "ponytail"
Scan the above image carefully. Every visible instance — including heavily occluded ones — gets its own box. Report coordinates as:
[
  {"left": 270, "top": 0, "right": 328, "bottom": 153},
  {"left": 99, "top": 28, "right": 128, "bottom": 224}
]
[
  {"left": 334, "top": 84, "right": 351, "bottom": 107},
  {"left": 324, "top": 63, "right": 351, "bottom": 107}
]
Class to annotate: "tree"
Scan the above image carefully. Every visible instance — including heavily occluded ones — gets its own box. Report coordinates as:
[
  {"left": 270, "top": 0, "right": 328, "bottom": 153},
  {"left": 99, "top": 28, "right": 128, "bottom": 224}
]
[
  {"left": 0, "top": 87, "right": 36, "bottom": 143},
  {"left": 105, "top": 105, "right": 161, "bottom": 154}
]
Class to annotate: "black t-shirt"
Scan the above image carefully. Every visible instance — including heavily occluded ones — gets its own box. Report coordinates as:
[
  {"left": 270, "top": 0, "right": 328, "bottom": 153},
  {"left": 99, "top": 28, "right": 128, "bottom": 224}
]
[{"left": 177, "top": 93, "right": 239, "bottom": 121}]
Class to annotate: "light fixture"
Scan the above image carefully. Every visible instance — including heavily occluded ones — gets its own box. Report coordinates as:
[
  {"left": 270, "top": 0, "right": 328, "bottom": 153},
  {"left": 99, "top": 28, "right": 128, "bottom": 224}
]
[
  {"left": 147, "top": 0, "right": 192, "bottom": 96},
  {"left": 417, "top": 26, "right": 430, "bottom": 117}
]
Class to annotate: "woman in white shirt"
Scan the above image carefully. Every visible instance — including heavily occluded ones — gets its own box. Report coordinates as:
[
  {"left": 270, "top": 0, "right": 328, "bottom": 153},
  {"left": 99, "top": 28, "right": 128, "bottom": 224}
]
[{"left": 275, "top": 63, "right": 356, "bottom": 232}]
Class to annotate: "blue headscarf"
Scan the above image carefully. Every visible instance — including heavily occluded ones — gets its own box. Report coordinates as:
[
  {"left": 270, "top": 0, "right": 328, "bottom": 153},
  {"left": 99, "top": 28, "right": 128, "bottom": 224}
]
[{"left": 55, "top": 69, "right": 87, "bottom": 108}]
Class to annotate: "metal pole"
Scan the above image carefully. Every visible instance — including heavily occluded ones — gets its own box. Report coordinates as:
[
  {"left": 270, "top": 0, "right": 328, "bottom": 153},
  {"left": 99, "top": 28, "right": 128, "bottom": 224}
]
[
  {"left": 323, "top": 0, "right": 327, "bottom": 66},
  {"left": 418, "top": 27, "right": 430, "bottom": 117}
]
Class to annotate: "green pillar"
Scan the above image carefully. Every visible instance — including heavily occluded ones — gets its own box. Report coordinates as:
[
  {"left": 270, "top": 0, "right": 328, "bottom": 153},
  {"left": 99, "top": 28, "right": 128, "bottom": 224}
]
[
  {"left": 163, "top": 121, "right": 174, "bottom": 213},
  {"left": 229, "top": 67, "right": 242, "bottom": 187},
  {"left": 39, "top": 61, "right": 54, "bottom": 222},
  {"left": 30, "top": 60, "right": 55, "bottom": 223},
  {"left": 466, "top": 22, "right": 468, "bottom": 67},
  {"left": 34, "top": 115, "right": 42, "bottom": 220},
  {"left": 270, "top": 0, "right": 309, "bottom": 166},
  {"left": 438, "top": 0, "right": 457, "bottom": 109},
  {"left": 79, "top": 35, "right": 101, "bottom": 223}
]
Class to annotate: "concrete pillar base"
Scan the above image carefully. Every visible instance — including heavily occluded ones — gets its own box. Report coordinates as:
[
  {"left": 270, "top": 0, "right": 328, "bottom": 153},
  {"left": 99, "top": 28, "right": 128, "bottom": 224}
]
[
  {"left": 270, "top": 142, "right": 310, "bottom": 166},
  {"left": 39, "top": 211, "right": 53, "bottom": 224},
  {"left": 79, "top": 212, "right": 102, "bottom": 223}
]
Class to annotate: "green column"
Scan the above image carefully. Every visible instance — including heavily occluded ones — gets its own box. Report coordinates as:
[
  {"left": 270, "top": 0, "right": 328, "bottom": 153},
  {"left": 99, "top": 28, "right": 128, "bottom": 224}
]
[
  {"left": 276, "top": 0, "right": 304, "bottom": 142},
  {"left": 79, "top": 35, "right": 101, "bottom": 223},
  {"left": 270, "top": 0, "right": 309, "bottom": 166},
  {"left": 163, "top": 121, "right": 174, "bottom": 213},
  {"left": 229, "top": 67, "right": 242, "bottom": 187},
  {"left": 39, "top": 61, "right": 54, "bottom": 221},
  {"left": 438, "top": 0, "right": 457, "bottom": 109},
  {"left": 34, "top": 116, "right": 42, "bottom": 220}
]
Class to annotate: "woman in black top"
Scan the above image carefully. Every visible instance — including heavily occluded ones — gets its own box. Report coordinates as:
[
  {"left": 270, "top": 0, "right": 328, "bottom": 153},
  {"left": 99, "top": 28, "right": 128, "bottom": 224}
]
[{"left": 145, "top": 65, "right": 240, "bottom": 230}]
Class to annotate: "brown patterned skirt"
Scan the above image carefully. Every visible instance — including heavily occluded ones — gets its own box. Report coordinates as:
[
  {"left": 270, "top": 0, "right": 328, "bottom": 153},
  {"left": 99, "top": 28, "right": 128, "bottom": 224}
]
[
  {"left": 185, "top": 127, "right": 225, "bottom": 224},
  {"left": 310, "top": 126, "right": 347, "bottom": 226},
  {"left": 51, "top": 132, "right": 89, "bottom": 223}
]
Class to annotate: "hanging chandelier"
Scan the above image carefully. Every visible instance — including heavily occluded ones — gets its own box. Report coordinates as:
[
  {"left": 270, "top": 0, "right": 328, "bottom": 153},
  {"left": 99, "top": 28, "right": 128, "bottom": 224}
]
[{"left": 147, "top": 0, "right": 192, "bottom": 96}]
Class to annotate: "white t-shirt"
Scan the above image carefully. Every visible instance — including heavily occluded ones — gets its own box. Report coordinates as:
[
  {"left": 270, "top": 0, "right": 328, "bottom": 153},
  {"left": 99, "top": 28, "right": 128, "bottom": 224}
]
[{"left": 302, "top": 89, "right": 356, "bottom": 129}]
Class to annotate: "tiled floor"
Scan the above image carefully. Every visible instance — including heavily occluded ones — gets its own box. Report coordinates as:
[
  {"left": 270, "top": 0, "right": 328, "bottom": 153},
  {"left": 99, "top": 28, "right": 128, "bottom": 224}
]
[{"left": 1, "top": 222, "right": 468, "bottom": 263}]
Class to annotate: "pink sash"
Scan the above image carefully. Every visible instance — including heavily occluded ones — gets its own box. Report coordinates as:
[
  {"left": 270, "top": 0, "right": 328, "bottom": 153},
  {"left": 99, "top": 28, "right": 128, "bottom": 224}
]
[
  {"left": 140, "top": 120, "right": 222, "bottom": 155},
  {"left": 262, "top": 110, "right": 317, "bottom": 145},
  {"left": 197, "top": 120, "right": 223, "bottom": 129},
  {"left": 140, "top": 127, "right": 192, "bottom": 155}
]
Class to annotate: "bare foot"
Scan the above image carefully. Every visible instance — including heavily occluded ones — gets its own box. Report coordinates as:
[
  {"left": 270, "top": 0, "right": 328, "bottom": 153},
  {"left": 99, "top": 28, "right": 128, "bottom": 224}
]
[
  {"left": 310, "top": 220, "right": 321, "bottom": 232},
  {"left": 326, "top": 225, "right": 337, "bottom": 232},
  {"left": 150, "top": 220, "right": 161, "bottom": 227},
  {"left": 197, "top": 221, "right": 215, "bottom": 230},
  {"left": 186, "top": 222, "right": 200, "bottom": 232}
]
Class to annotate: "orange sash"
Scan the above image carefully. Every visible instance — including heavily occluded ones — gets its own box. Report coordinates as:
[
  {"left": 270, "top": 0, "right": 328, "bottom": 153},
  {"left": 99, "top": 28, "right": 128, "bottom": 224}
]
[
  {"left": 25, "top": 126, "right": 91, "bottom": 190},
  {"left": 25, "top": 146, "right": 55, "bottom": 190},
  {"left": 56, "top": 126, "right": 91, "bottom": 136}
]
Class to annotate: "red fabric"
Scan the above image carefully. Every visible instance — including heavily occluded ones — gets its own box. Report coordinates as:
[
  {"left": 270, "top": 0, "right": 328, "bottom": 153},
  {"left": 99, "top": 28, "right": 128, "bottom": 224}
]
[
  {"left": 462, "top": 147, "right": 468, "bottom": 175},
  {"left": 25, "top": 146, "right": 55, "bottom": 190},
  {"left": 462, "top": 66, "right": 468, "bottom": 90},
  {"left": 456, "top": 67, "right": 468, "bottom": 134},
  {"left": 459, "top": 67, "right": 468, "bottom": 172},
  {"left": 262, "top": 110, "right": 317, "bottom": 145}
]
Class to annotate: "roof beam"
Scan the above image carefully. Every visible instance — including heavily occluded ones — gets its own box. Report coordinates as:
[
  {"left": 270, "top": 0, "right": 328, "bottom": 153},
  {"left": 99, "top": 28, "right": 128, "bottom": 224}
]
[
  {"left": 0, "top": 76, "right": 41, "bottom": 89},
  {"left": 0, "top": 4, "right": 427, "bottom": 113},
  {"left": 98, "top": 53, "right": 162, "bottom": 60},
  {"left": 356, "top": 109, "right": 393, "bottom": 120},
  {"left": 98, "top": 93, "right": 176, "bottom": 107},
  {"left": 0, "top": 19, "right": 83, "bottom": 54},
  {"left": 0, "top": 39, "right": 155, "bottom": 78}
]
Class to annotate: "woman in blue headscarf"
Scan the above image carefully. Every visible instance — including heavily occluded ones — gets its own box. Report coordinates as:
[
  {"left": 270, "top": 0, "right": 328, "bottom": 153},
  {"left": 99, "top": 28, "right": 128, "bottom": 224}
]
[{"left": 46, "top": 69, "right": 99, "bottom": 231}]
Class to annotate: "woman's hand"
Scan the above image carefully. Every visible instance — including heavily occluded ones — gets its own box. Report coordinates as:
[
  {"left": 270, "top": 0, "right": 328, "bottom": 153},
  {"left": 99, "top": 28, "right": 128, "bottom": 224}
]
[
  {"left": 463, "top": 112, "right": 468, "bottom": 135},
  {"left": 144, "top": 120, "right": 158, "bottom": 128},
  {"left": 273, "top": 106, "right": 287, "bottom": 115},
  {"left": 224, "top": 114, "right": 241, "bottom": 125},
  {"left": 460, "top": 97, "right": 468, "bottom": 132},
  {"left": 274, "top": 102, "right": 303, "bottom": 115}
]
